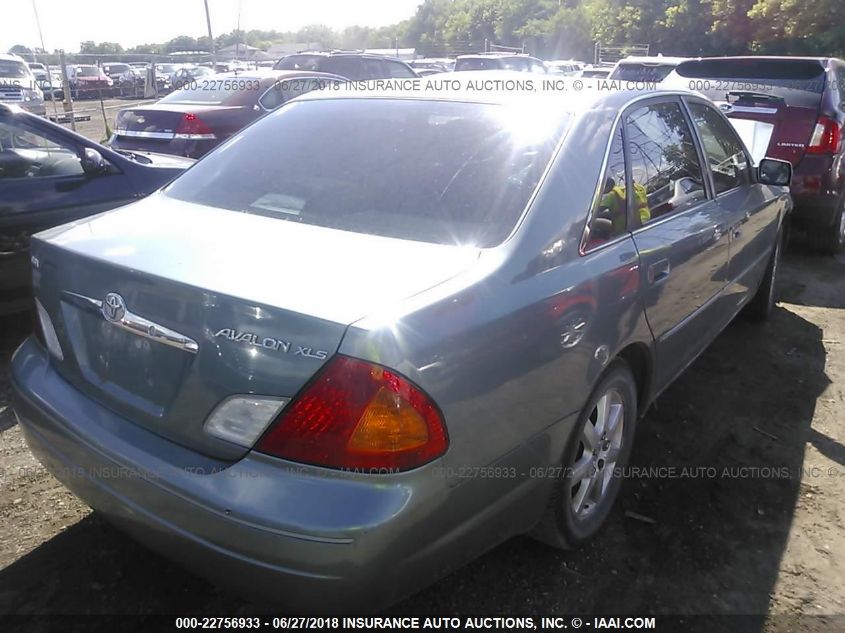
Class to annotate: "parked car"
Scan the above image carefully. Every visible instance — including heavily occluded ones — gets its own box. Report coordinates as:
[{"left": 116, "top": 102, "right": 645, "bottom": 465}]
[
  {"left": 171, "top": 65, "right": 214, "bottom": 90},
  {"left": 274, "top": 51, "right": 417, "bottom": 80},
  {"left": 609, "top": 56, "right": 687, "bottom": 83},
  {"left": 0, "top": 54, "right": 45, "bottom": 116},
  {"left": 548, "top": 60, "right": 586, "bottom": 76},
  {"left": 27, "top": 62, "right": 48, "bottom": 82},
  {"left": 454, "top": 52, "right": 547, "bottom": 73},
  {"left": 117, "top": 64, "right": 171, "bottom": 97},
  {"left": 110, "top": 70, "right": 343, "bottom": 158},
  {"left": 66, "top": 65, "right": 113, "bottom": 99},
  {"left": 0, "top": 104, "right": 192, "bottom": 315},
  {"left": 101, "top": 62, "right": 131, "bottom": 86},
  {"left": 669, "top": 56, "right": 845, "bottom": 253},
  {"left": 577, "top": 65, "right": 613, "bottom": 79},
  {"left": 11, "top": 79, "right": 792, "bottom": 611},
  {"left": 409, "top": 58, "right": 453, "bottom": 73}
]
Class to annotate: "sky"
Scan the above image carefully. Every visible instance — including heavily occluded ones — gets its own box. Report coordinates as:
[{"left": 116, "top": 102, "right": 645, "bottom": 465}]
[{"left": 2, "top": 0, "right": 422, "bottom": 53}]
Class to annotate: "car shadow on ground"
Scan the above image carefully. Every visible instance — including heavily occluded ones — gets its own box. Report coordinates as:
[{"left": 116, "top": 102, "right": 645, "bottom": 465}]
[
  {"left": 388, "top": 306, "right": 829, "bottom": 625},
  {"left": 0, "top": 289, "right": 831, "bottom": 629}
]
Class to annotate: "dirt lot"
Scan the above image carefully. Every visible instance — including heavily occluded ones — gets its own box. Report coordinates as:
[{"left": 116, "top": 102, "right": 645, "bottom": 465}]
[
  {"left": 1, "top": 247, "right": 844, "bottom": 631},
  {"left": 42, "top": 96, "right": 156, "bottom": 144}
]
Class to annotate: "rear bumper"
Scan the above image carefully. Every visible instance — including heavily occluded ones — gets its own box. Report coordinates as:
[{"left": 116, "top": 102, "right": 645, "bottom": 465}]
[
  {"left": 11, "top": 339, "right": 550, "bottom": 611},
  {"left": 789, "top": 155, "right": 844, "bottom": 228}
]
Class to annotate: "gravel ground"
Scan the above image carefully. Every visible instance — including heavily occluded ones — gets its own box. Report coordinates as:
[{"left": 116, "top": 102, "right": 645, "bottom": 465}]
[
  {"left": 0, "top": 248, "right": 843, "bottom": 632},
  {"left": 42, "top": 96, "right": 156, "bottom": 144}
]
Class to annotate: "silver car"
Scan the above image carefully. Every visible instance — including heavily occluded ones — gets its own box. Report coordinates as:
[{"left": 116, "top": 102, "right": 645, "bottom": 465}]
[{"left": 12, "top": 80, "right": 792, "bottom": 611}]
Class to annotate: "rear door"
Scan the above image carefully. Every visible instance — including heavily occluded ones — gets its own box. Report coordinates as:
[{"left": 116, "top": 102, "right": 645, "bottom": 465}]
[
  {"left": 685, "top": 98, "right": 781, "bottom": 303},
  {"left": 625, "top": 97, "right": 732, "bottom": 392}
]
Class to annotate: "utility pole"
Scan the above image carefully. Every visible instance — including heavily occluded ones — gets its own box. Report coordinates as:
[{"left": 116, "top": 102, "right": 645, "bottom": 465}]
[
  {"left": 203, "top": 0, "right": 217, "bottom": 69},
  {"left": 31, "top": 0, "right": 58, "bottom": 116},
  {"left": 235, "top": 0, "right": 242, "bottom": 61}
]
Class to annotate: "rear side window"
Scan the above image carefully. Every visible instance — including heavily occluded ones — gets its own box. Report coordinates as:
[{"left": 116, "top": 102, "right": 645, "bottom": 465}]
[
  {"left": 585, "top": 126, "right": 629, "bottom": 249},
  {"left": 625, "top": 101, "right": 707, "bottom": 224},
  {"left": 320, "top": 57, "right": 367, "bottom": 80},
  {"left": 688, "top": 102, "right": 751, "bottom": 195},
  {"left": 259, "top": 78, "right": 329, "bottom": 110},
  {"left": 165, "top": 99, "right": 569, "bottom": 247},
  {"left": 385, "top": 61, "right": 416, "bottom": 78}
]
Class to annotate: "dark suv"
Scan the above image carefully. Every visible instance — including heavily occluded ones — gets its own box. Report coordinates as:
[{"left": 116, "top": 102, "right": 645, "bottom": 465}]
[
  {"left": 673, "top": 57, "right": 845, "bottom": 253},
  {"left": 273, "top": 51, "right": 417, "bottom": 80}
]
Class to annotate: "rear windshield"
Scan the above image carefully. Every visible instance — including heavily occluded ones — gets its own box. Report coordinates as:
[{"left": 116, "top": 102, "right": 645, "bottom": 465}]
[
  {"left": 161, "top": 78, "right": 258, "bottom": 104},
  {"left": 275, "top": 55, "right": 323, "bottom": 71},
  {"left": 165, "top": 99, "right": 568, "bottom": 247},
  {"left": 455, "top": 58, "right": 502, "bottom": 72},
  {"left": 610, "top": 63, "right": 677, "bottom": 82},
  {"left": 674, "top": 59, "right": 827, "bottom": 107}
]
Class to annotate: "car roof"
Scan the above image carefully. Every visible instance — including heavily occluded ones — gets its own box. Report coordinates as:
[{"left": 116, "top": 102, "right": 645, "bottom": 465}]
[
  {"left": 0, "top": 53, "right": 27, "bottom": 62},
  {"left": 294, "top": 70, "right": 702, "bottom": 112},
  {"left": 284, "top": 51, "right": 408, "bottom": 62},
  {"left": 457, "top": 53, "right": 532, "bottom": 59},
  {"left": 618, "top": 56, "right": 688, "bottom": 65}
]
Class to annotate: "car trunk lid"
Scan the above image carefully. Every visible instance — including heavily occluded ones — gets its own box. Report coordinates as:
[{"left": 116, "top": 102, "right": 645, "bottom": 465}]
[{"left": 30, "top": 195, "right": 480, "bottom": 460}]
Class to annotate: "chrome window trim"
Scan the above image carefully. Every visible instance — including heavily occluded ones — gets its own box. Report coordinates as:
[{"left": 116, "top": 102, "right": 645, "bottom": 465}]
[
  {"left": 578, "top": 91, "right": 715, "bottom": 256},
  {"left": 683, "top": 97, "right": 754, "bottom": 201}
]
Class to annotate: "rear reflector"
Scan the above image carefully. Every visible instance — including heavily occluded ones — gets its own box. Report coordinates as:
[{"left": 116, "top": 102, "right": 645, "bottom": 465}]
[
  {"left": 256, "top": 355, "right": 448, "bottom": 472},
  {"left": 807, "top": 116, "right": 841, "bottom": 155},
  {"left": 174, "top": 113, "right": 216, "bottom": 140},
  {"left": 204, "top": 396, "right": 289, "bottom": 447},
  {"left": 35, "top": 299, "right": 63, "bottom": 360}
]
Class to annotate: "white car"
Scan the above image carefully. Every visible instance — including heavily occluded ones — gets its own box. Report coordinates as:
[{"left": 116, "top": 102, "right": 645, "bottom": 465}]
[{"left": 0, "top": 53, "right": 45, "bottom": 115}]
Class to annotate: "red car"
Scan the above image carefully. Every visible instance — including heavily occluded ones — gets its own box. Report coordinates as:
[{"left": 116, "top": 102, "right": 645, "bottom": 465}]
[
  {"left": 674, "top": 57, "right": 845, "bottom": 253},
  {"left": 68, "top": 65, "right": 113, "bottom": 99},
  {"left": 110, "top": 70, "right": 344, "bottom": 159}
]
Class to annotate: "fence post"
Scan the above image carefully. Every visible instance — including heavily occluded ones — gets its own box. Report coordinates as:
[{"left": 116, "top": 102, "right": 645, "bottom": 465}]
[{"left": 58, "top": 50, "right": 75, "bottom": 132}]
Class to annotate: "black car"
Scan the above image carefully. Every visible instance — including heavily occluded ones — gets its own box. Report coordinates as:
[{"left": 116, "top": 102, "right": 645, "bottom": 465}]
[
  {"left": 273, "top": 51, "right": 417, "bottom": 80},
  {"left": 0, "top": 104, "right": 192, "bottom": 315}
]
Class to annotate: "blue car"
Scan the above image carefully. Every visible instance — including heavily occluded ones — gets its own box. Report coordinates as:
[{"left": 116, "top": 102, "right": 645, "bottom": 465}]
[
  {"left": 0, "top": 103, "right": 192, "bottom": 315},
  {"left": 11, "top": 78, "right": 792, "bottom": 611}
]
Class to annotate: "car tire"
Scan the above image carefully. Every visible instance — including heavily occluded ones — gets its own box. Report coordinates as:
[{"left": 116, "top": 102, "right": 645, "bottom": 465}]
[
  {"left": 530, "top": 359, "right": 637, "bottom": 550},
  {"left": 745, "top": 227, "right": 783, "bottom": 321},
  {"left": 808, "top": 198, "right": 845, "bottom": 255}
]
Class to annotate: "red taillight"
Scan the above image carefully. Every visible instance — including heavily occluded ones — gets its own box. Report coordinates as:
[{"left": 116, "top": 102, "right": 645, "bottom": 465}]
[
  {"left": 174, "top": 113, "right": 216, "bottom": 140},
  {"left": 256, "top": 355, "right": 448, "bottom": 472},
  {"left": 807, "top": 116, "right": 841, "bottom": 155}
]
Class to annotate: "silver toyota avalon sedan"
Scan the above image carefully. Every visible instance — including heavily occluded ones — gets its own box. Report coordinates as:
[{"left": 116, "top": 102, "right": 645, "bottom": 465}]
[{"left": 11, "top": 77, "right": 793, "bottom": 611}]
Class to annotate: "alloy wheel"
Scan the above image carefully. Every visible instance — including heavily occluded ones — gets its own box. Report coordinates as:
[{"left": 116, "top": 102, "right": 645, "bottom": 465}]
[{"left": 569, "top": 388, "right": 625, "bottom": 518}]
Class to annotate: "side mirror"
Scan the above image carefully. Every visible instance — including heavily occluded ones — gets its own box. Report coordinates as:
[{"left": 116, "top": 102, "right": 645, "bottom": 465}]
[
  {"left": 758, "top": 158, "right": 792, "bottom": 187},
  {"left": 603, "top": 176, "right": 616, "bottom": 195},
  {"left": 81, "top": 147, "right": 109, "bottom": 176}
]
